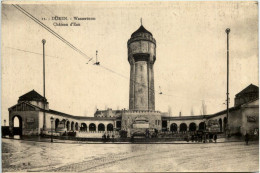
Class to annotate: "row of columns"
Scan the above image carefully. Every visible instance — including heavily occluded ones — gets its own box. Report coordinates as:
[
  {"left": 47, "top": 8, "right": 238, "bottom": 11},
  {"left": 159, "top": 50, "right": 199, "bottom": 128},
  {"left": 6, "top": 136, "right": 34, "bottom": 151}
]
[
  {"left": 166, "top": 122, "right": 207, "bottom": 132},
  {"left": 55, "top": 119, "right": 116, "bottom": 132},
  {"left": 79, "top": 123, "right": 114, "bottom": 132}
]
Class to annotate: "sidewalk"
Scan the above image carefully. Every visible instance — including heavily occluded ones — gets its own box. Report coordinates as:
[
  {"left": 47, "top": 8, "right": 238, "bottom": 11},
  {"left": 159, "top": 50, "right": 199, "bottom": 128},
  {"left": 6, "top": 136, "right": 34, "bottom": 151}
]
[{"left": 3, "top": 135, "right": 255, "bottom": 144}]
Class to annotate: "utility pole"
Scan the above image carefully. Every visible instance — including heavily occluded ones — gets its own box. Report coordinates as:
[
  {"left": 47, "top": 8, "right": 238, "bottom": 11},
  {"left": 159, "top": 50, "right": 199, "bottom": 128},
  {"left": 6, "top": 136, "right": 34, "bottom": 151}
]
[
  {"left": 225, "top": 28, "right": 230, "bottom": 136},
  {"left": 42, "top": 39, "right": 46, "bottom": 131}
]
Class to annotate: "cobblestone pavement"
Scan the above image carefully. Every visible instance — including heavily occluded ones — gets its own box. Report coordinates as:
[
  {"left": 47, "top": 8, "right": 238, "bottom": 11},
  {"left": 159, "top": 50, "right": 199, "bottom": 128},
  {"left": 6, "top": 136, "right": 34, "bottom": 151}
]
[{"left": 2, "top": 138, "right": 259, "bottom": 172}]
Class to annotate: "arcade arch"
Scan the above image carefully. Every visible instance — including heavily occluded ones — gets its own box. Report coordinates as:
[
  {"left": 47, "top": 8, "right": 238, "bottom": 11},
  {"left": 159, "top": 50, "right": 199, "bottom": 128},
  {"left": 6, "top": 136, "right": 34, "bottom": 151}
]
[
  {"left": 219, "top": 118, "right": 223, "bottom": 132},
  {"left": 66, "top": 121, "right": 70, "bottom": 131},
  {"left": 80, "top": 123, "right": 87, "bottom": 131},
  {"left": 12, "top": 115, "right": 23, "bottom": 136},
  {"left": 189, "top": 123, "right": 196, "bottom": 131},
  {"left": 55, "top": 119, "right": 60, "bottom": 130},
  {"left": 199, "top": 122, "right": 206, "bottom": 130},
  {"left": 71, "top": 121, "right": 74, "bottom": 131},
  {"left": 180, "top": 123, "right": 187, "bottom": 132},
  {"left": 107, "top": 123, "right": 113, "bottom": 131},
  {"left": 89, "top": 123, "right": 96, "bottom": 131},
  {"left": 98, "top": 123, "right": 105, "bottom": 131},
  {"left": 170, "top": 123, "right": 177, "bottom": 132},
  {"left": 224, "top": 117, "right": 227, "bottom": 131},
  {"left": 75, "top": 122, "right": 79, "bottom": 131}
]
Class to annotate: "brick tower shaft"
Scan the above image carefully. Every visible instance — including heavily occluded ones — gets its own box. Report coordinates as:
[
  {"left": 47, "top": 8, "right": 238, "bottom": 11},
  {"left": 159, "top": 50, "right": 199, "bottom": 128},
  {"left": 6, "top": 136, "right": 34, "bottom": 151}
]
[{"left": 128, "top": 25, "right": 156, "bottom": 111}]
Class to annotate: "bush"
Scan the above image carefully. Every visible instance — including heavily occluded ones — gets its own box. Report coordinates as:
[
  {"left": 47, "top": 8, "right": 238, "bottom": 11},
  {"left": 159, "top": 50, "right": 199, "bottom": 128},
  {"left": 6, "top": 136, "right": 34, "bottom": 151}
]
[
  {"left": 119, "top": 130, "right": 127, "bottom": 138},
  {"left": 233, "top": 132, "right": 242, "bottom": 136},
  {"left": 67, "top": 131, "right": 76, "bottom": 137}
]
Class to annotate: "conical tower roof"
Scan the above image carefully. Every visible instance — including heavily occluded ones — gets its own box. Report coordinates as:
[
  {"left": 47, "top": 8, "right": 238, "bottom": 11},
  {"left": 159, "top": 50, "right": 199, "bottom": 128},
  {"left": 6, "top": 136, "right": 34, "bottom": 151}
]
[{"left": 131, "top": 25, "right": 153, "bottom": 37}]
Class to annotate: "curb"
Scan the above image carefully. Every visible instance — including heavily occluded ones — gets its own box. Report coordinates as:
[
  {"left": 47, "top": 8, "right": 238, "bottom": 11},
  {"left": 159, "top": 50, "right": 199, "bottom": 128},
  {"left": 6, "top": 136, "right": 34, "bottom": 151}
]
[{"left": 2, "top": 137, "right": 255, "bottom": 145}]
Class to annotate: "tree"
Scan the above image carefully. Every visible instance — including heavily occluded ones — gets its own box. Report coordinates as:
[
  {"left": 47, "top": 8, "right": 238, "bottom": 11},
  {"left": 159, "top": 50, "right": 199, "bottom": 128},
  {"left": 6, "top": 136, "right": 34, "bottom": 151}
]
[
  {"left": 168, "top": 106, "right": 172, "bottom": 116},
  {"left": 191, "top": 107, "right": 194, "bottom": 115},
  {"left": 200, "top": 100, "right": 207, "bottom": 115}
]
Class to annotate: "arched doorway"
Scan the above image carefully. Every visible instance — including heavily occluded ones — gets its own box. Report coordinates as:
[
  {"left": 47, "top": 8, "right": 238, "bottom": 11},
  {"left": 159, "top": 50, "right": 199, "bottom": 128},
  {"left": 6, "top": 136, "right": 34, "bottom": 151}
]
[
  {"left": 219, "top": 118, "right": 223, "bottom": 132},
  {"left": 75, "top": 122, "right": 79, "bottom": 131},
  {"left": 71, "top": 121, "right": 74, "bottom": 131},
  {"left": 116, "top": 121, "right": 121, "bottom": 130},
  {"left": 98, "top": 123, "right": 105, "bottom": 131},
  {"left": 107, "top": 123, "right": 113, "bottom": 131},
  {"left": 224, "top": 117, "right": 227, "bottom": 131},
  {"left": 80, "top": 123, "right": 87, "bottom": 131},
  {"left": 170, "top": 123, "right": 177, "bottom": 132},
  {"left": 162, "top": 120, "right": 168, "bottom": 131},
  {"left": 199, "top": 122, "right": 206, "bottom": 130},
  {"left": 180, "top": 123, "right": 187, "bottom": 132},
  {"left": 189, "top": 123, "right": 196, "bottom": 132},
  {"left": 66, "top": 121, "right": 70, "bottom": 131},
  {"left": 55, "top": 119, "right": 60, "bottom": 131},
  {"left": 12, "top": 115, "right": 22, "bottom": 136},
  {"left": 89, "top": 123, "right": 96, "bottom": 132}
]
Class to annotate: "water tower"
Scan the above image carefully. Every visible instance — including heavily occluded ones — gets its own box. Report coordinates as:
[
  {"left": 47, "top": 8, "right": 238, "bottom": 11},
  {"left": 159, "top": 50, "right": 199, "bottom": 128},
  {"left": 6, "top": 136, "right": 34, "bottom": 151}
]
[{"left": 128, "top": 23, "right": 156, "bottom": 111}]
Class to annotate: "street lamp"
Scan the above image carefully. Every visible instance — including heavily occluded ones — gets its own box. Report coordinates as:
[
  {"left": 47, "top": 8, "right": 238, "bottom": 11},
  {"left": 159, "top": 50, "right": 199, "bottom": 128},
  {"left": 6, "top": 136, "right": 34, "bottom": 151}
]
[
  {"left": 225, "top": 28, "right": 231, "bottom": 137},
  {"left": 4, "top": 119, "right": 6, "bottom": 126},
  {"left": 42, "top": 39, "right": 47, "bottom": 131},
  {"left": 50, "top": 116, "right": 54, "bottom": 143},
  {"left": 203, "top": 117, "right": 207, "bottom": 143}
]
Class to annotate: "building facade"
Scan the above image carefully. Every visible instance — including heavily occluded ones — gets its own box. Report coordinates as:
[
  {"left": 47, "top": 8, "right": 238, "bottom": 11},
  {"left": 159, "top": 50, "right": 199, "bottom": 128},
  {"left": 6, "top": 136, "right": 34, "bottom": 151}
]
[{"left": 8, "top": 24, "right": 259, "bottom": 138}]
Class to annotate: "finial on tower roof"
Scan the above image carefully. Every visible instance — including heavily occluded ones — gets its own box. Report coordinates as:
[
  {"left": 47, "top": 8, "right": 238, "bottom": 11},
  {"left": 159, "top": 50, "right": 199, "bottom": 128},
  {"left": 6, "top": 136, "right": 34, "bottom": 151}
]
[{"left": 140, "top": 18, "right": 142, "bottom": 26}]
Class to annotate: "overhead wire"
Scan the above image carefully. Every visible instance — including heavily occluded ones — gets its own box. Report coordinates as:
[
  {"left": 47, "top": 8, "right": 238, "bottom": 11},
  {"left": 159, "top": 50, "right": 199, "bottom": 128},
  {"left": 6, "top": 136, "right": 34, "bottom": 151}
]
[
  {"left": 12, "top": 4, "right": 224, "bottom": 104},
  {"left": 12, "top": 4, "right": 92, "bottom": 60},
  {"left": 6, "top": 46, "right": 58, "bottom": 58},
  {"left": 12, "top": 4, "right": 164, "bottom": 97}
]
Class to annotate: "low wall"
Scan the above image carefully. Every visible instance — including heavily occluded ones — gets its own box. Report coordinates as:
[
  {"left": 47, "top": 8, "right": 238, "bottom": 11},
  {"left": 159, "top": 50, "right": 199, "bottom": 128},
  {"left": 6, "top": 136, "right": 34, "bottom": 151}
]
[{"left": 76, "top": 131, "right": 119, "bottom": 138}]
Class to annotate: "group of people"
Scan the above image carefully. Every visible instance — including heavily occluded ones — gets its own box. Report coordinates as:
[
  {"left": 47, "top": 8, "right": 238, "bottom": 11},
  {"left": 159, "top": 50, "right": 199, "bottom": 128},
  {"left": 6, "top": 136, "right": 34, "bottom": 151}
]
[
  {"left": 189, "top": 133, "right": 218, "bottom": 143},
  {"left": 102, "top": 133, "right": 115, "bottom": 142}
]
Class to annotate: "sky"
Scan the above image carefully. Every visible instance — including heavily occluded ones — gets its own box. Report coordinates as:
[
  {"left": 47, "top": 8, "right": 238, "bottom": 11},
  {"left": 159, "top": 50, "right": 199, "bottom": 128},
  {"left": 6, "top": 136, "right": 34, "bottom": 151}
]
[{"left": 1, "top": 1, "right": 258, "bottom": 125}]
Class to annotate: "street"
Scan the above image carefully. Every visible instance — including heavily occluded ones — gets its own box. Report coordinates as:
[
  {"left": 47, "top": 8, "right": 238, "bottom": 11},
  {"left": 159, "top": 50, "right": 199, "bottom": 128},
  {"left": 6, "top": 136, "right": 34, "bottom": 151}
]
[{"left": 2, "top": 138, "right": 259, "bottom": 172}]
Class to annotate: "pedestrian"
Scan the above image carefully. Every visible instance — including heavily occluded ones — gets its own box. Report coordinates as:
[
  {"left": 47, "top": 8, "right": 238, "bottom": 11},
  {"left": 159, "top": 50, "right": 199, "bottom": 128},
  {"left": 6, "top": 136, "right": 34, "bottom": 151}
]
[
  {"left": 214, "top": 134, "right": 217, "bottom": 143},
  {"left": 187, "top": 134, "right": 190, "bottom": 142},
  {"left": 203, "top": 134, "right": 206, "bottom": 143},
  {"left": 245, "top": 132, "right": 249, "bottom": 145},
  {"left": 154, "top": 129, "right": 158, "bottom": 137},
  {"left": 102, "top": 133, "right": 106, "bottom": 142},
  {"left": 112, "top": 134, "right": 115, "bottom": 142},
  {"left": 107, "top": 134, "right": 110, "bottom": 141},
  {"left": 191, "top": 135, "right": 194, "bottom": 142}
]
